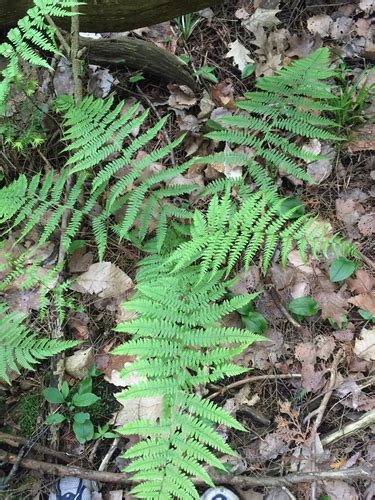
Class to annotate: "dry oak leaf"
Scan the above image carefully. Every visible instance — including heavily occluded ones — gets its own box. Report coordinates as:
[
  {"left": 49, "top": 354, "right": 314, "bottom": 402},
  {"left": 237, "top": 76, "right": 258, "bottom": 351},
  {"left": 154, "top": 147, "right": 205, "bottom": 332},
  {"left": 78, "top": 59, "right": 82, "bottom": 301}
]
[
  {"left": 347, "top": 123, "right": 375, "bottom": 152},
  {"left": 243, "top": 8, "right": 280, "bottom": 34},
  {"left": 323, "top": 480, "right": 358, "bottom": 500},
  {"left": 71, "top": 262, "right": 133, "bottom": 299},
  {"left": 113, "top": 396, "right": 163, "bottom": 427},
  {"left": 226, "top": 39, "right": 254, "bottom": 72},
  {"left": 315, "top": 291, "right": 348, "bottom": 326},
  {"left": 348, "top": 270, "right": 374, "bottom": 294},
  {"left": 354, "top": 327, "right": 375, "bottom": 361},
  {"left": 348, "top": 292, "right": 375, "bottom": 315}
]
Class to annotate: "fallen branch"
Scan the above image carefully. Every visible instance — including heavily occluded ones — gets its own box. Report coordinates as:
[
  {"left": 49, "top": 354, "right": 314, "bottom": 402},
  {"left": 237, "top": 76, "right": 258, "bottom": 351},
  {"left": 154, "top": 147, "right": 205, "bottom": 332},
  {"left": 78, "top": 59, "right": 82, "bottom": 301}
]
[
  {"left": 0, "top": 432, "right": 78, "bottom": 464},
  {"left": 0, "top": 449, "right": 372, "bottom": 488},
  {"left": 208, "top": 374, "right": 302, "bottom": 400},
  {"left": 321, "top": 408, "right": 375, "bottom": 446}
]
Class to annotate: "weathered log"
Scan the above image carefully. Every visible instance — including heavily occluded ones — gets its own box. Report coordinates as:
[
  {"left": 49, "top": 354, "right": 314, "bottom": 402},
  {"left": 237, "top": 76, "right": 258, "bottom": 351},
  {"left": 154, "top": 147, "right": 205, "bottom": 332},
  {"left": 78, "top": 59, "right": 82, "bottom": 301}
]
[
  {"left": 1, "top": 0, "right": 223, "bottom": 32},
  {"left": 81, "top": 37, "right": 197, "bottom": 89}
]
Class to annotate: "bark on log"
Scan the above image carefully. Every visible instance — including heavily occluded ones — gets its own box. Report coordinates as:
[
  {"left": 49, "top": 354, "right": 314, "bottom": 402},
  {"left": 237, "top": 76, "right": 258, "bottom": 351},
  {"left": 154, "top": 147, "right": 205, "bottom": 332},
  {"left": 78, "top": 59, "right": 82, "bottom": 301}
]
[
  {"left": 1, "top": 0, "right": 224, "bottom": 32},
  {"left": 81, "top": 37, "right": 197, "bottom": 89}
]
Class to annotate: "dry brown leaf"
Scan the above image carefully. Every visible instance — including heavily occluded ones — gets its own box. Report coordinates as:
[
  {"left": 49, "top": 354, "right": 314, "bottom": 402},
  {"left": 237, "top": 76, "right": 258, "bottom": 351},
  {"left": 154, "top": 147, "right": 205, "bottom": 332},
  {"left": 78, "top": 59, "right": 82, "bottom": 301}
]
[
  {"left": 69, "top": 248, "right": 93, "bottom": 273},
  {"left": 348, "top": 270, "right": 375, "bottom": 294},
  {"left": 358, "top": 213, "right": 375, "bottom": 236},
  {"left": 315, "top": 291, "right": 348, "bottom": 326},
  {"left": 229, "top": 266, "right": 261, "bottom": 295},
  {"left": 295, "top": 342, "right": 326, "bottom": 392},
  {"left": 67, "top": 314, "right": 90, "bottom": 340},
  {"left": 5, "top": 290, "right": 40, "bottom": 313},
  {"left": 348, "top": 292, "right": 375, "bottom": 315},
  {"left": 71, "top": 262, "right": 133, "bottom": 299},
  {"left": 359, "top": 0, "right": 374, "bottom": 15},
  {"left": 323, "top": 481, "right": 358, "bottom": 500},
  {"left": 243, "top": 8, "right": 280, "bottom": 34},
  {"left": 354, "top": 327, "right": 375, "bottom": 361},
  {"left": 95, "top": 353, "right": 135, "bottom": 383},
  {"left": 315, "top": 335, "right": 336, "bottom": 361},
  {"left": 113, "top": 396, "right": 163, "bottom": 427},
  {"left": 286, "top": 33, "right": 322, "bottom": 58},
  {"left": 226, "top": 39, "right": 254, "bottom": 72},
  {"left": 65, "top": 347, "right": 94, "bottom": 380},
  {"left": 307, "top": 15, "right": 332, "bottom": 37},
  {"left": 330, "top": 16, "right": 354, "bottom": 41},
  {"left": 335, "top": 199, "right": 364, "bottom": 226},
  {"left": 168, "top": 84, "right": 196, "bottom": 110},
  {"left": 259, "top": 433, "right": 288, "bottom": 461},
  {"left": 348, "top": 124, "right": 375, "bottom": 152}
]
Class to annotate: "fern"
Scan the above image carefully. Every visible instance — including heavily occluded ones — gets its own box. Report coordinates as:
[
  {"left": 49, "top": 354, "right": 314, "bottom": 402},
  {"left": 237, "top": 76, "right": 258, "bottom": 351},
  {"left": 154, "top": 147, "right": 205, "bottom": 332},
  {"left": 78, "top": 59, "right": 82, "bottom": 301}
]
[
  {"left": 203, "top": 48, "right": 342, "bottom": 186},
  {"left": 113, "top": 266, "right": 264, "bottom": 499},
  {"left": 60, "top": 95, "right": 196, "bottom": 255},
  {"left": 166, "top": 184, "right": 354, "bottom": 279},
  {"left": 0, "top": 1, "right": 84, "bottom": 110},
  {"left": 0, "top": 303, "right": 79, "bottom": 384}
]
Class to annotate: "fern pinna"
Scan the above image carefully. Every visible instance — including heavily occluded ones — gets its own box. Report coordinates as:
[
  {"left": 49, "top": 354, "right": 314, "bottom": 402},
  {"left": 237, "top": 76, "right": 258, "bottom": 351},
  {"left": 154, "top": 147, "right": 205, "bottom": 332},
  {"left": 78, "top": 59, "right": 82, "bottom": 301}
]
[
  {"left": 202, "top": 48, "right": 342, "bottom": 185},
  {"left": 0, "top": 303, "right": 79, "bottom": 384},
  {"left": 113, "top": 266, "right": 264, "bottom": 499}
]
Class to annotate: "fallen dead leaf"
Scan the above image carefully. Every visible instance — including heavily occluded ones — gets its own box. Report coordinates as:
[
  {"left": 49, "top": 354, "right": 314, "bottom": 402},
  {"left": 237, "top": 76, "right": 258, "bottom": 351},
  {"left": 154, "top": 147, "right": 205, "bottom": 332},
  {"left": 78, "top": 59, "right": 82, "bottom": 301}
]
[
  {"left": 295, "top": 342, "right": 326, "bottom": 392},
  {"left": 315, "top": 335, "right": 336, "bottom": 361},
  {"left": 358, "top": 213, "right": 375, "bottom": 236},
  {"left": 243, "top": 8, "right": 280, "bottom": 34},
  {"left": 226, "top": 39, "right": 254, "bottom": 72},
  {"left": 65, "top": 347, "right": 94, "bottom": 380},
  {"left": 348, "top": 292, "right": 375, "bottom": 315},
  {"left": 323, "top": 480, "right": 359, "bottom": 500},
  {"left": 307, "top": 15, "right": 332, "bottom": 38},
  {"left": 71, "top": 262, "right": 133, "bottom": 299},
  {"left": 347, "top": 124, "right": 375, "bottom": 152},
  {"left": 315, "top": 291, "right": 349, "bottom": 326},
  {"left": 68, "top": 248, "right": 93, "bottom": 273},
  {"left": 348, "top": 270, "right": 374, "bottom": 295},
  {"left": 335, "top": 198, "right": 364, "bottom": 227},
  {"left": 330, "top": 16, "right": 354, "bottom": 41},
  {"left": 168, "top": 84, "right": 197, "bottom": 110},
  {"left": 229, "top": 266, "right": 261, "bottom": 295},
  {"left": 259, "top": 433, "right": 288, "bottom": 461},
  {"left": 354, "top": 327, "right": 375, "bottom": 361},
  {"left": 113, "top": 396, "right": 163, "bottom": 427}
]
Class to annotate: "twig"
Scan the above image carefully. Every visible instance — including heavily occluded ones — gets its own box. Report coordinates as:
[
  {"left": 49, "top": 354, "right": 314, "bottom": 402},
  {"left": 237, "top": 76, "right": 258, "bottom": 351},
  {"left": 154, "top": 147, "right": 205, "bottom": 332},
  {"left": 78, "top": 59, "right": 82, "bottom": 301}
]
[
  {"left": 45, "top": 15, "right": 70, "bottom": 56},
  {"left": 0, "top": 432, "right": 77, "bottom": 464},
  {"left": 268, "top": 287, "right": 303, "bottom": 331},
  {"left": 321, "top": 408, "right": 375, "bottom": 446},
  {"left": 305, "top": 350, "right": 343, "bottom": 430},
  {"left": 208, "top": 374, "right": 302, "bottom": 400},
  {"left": 71, "top": 5, "right": 82, "bottom": 104},
  {"left": 306, "top": 349, "right": 343, "bottom": 500},
  {"left": 98, "top": 437, "right": 120, "bottom": 472},
  {"left": 0, "top": 449, "right": 372, "bottom": 488}
]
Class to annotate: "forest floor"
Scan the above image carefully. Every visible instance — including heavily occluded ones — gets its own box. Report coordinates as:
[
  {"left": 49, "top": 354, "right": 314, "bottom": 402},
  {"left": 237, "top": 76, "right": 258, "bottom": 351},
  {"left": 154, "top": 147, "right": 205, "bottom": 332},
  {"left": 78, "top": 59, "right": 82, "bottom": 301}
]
[{"left": 0, "top": 0, "right": 374, "bottom": 499}]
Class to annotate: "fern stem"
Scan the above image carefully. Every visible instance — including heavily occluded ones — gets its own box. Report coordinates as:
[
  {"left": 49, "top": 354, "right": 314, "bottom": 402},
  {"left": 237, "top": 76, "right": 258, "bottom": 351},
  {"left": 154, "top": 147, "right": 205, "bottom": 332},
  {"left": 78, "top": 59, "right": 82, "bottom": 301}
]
[
  {"left": 71, "top": 3, "right": 82, "bottom": 103},
  {"left": 45, "top": 14, "right": 70, "bottom": 56}
]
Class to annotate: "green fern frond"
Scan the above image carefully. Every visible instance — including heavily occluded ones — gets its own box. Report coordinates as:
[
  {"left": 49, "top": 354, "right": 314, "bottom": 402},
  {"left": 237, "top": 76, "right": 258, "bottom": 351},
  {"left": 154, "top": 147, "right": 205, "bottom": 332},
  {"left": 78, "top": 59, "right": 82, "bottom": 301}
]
[
  {"left": 113, "top": 267, "right": 263, "bottom": 499},
  {"left": 0, "top": 1, "right": 83, "bottom": 110},
  {"left": 204, "top": 48, "right": 342, "bottom": 186},
  {"left": 0, "top": 303, "right": 79, "bottom": 383}
]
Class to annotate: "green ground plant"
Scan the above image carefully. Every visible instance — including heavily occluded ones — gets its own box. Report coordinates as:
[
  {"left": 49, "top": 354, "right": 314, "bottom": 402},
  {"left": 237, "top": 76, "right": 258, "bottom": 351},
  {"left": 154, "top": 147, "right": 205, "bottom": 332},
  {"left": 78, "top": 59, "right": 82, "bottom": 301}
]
[{"left": 0, "top": 1, "right": 360, "bottom": 498}]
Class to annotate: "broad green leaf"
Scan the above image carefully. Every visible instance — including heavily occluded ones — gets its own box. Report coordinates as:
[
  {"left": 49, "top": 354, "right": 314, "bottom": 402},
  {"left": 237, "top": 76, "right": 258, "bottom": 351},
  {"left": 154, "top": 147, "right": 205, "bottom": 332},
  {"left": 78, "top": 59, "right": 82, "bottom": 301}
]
[
  {"left": 73, "top": 418, "right": 94, "bottom": 443},
  {"left": 329, "top": 257, "right": 356, "bottom": 282},
  {"left": 61, "top": 381, "right": 69, "bottom": 399},
  {"left": 242, "top": 312, "right": 268, "bottom": 333},
  {"left": 72, "top": 392, "right": 100, "bottom": 407},
  {"left": 241, "top": 64, "right": 255, "bottom": 79},
  {"left": 77, "top": 377, "right": 92, "bottom": 395},
  {"left": 73, "top": 412, "right": 91, "bottom": 424},
  {"left": 43, "top": 387, "right": 65, "bottom": 404},
  {"left": 45, "top": 413, "right": 66, "bottom": 424},
  {"left": 288, "top": 296, "right": 319, "bottom": 317}
]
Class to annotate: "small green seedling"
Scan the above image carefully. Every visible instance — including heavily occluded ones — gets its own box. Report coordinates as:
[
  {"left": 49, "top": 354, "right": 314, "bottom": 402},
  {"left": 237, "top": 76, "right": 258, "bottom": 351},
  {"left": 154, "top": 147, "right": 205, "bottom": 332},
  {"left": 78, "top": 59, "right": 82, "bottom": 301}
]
[
  {"left": 358, "top": 309, "right": 375, "bottom": 323},
  {"left": 241, "top": 64, "right": 255, "bottom": 79},
  {"left": 194, "top": 66, "right": 218, "bottom": 83},
  {"left": 44, "top": 374, "right": 114, "bottom": 444},
  {"left": 128, "top": 73, "right": 145, "bottom": 84}
]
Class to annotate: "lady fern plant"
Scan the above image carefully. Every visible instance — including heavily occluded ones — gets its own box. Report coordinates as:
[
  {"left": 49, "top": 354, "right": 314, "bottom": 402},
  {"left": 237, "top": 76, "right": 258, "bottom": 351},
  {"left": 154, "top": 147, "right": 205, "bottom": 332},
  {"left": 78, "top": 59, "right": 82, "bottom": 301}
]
[
  {"left": 202, "top": 48, "right": 343, "bottom": 186},
  {"left": 113, "top": 266, "right": 264, "bottom": 499}
]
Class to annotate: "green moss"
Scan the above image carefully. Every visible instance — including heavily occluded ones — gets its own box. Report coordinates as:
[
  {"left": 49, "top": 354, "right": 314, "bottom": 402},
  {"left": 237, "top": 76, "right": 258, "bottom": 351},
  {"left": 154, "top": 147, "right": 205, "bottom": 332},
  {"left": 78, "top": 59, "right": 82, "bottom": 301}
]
[{"left": 19, "top": 393, "right": 42, "bottom": 437}]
